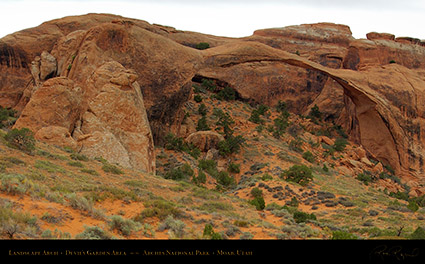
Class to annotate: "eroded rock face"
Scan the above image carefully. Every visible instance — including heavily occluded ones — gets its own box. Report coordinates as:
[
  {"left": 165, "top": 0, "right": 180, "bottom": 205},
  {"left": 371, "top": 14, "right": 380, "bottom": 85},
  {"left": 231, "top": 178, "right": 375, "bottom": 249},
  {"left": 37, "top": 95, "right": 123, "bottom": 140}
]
[
  {"left": 13, "top": 77, "right": 82, "bottom": 133},
  {"left": 2, "top": 14, "right": 425, "bottom": 189},
  {"left": 77, "top": 61, "right": 155, "bottom": 173}
]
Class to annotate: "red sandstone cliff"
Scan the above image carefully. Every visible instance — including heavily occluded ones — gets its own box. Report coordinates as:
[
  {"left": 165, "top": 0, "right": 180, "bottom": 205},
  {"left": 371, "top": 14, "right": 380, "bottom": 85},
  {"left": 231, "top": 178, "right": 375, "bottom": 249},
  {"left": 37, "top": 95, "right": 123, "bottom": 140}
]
[{"left": 1, "top": 14, "right": 425, "bottom": 191}]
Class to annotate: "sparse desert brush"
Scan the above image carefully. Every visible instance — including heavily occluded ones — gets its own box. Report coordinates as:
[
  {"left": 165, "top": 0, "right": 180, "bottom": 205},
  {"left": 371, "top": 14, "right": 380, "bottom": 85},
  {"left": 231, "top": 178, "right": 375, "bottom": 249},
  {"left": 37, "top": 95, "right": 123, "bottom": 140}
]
[
  {"left": 108, "top": 215, "right": 140, "bottom": 237},
  {"left": 75, "top": 226, "right": 114, "bottom": 240},
  {"left": 280, "top": 164, "right": 313, "bottom": 186},
  {"left": 4, "top": 128, "right": 35, "bottom": 154}
]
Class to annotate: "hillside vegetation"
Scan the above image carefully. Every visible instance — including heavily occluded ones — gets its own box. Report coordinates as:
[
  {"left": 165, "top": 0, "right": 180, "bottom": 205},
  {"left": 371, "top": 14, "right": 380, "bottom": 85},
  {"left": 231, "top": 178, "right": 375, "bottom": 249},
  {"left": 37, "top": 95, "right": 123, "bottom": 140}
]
[{"left": 1, "top": 78, "right": 425, "bottom": 240}]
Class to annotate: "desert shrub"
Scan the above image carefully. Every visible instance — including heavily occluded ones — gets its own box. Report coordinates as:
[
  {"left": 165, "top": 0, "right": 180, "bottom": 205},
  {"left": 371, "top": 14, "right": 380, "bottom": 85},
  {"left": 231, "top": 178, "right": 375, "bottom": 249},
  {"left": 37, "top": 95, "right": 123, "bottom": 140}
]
[
  {"left": 250, "top": 187, "right": 263, "bottom": 198},
  {"left": 218, "top": 135, "right": 245, "bottom": 156},
  {"left": 302, "top": 151, "right": 316, "bottom": 163},
  {"left": 4, "top": 128, "right": 35, "bottom": 154},
  {"left": 196, "top": 116, "right": 210, "bottom": 131},
  {"left": 293, "top": 210, "right": 316, "bottom": 223},
  {"left": 80, "top": 169, "right": 99, "bottom": 176},
  {"left": 289, "top": 137, "right": 303, "bottom": 153},
  {"left": 165, "top": 163, "right": 194, "bottom": 181},
  {"left": 198, "top": 103, "right": 208, "bottom": 116},
  {"left": 198, "top": 159, "right": 218, "bottom": 177},
  {"left": 201, "top": 78, "right": 216, "bottom": 91},
  {"left": 249, "top": 104, "right": 269, "bottom": 124},
  {"left": 216, "top": 86, "right": 236, "bottom": 101},
  {"left": 308, "top": 104, "right": 322, "bottom": 122},
  {"left": 108, "top": 215, "right": 140, "bottom": 237},
  {"left": 227, "top": 162, "right": 240, "bottom": 173},
  {"left": 249, "top": 196, "right": 265, "bottom": 210},
  {"left": 331, "top": 230, "right": 358, "bottom": 240},
  {"left": 157, "top": 215, "right": 186, "bottom": 238},
  {"left": 410, "top": 227, "right": 425, "bottom": 240},
  {"left": 70, "top": 153, "right": 89, "bottom": 161},
  {"left": 67, "top": 161, "right": 84, "bottom": 168},
  {"left": 407, "top": 200, "right": 419, "bottom": 212},
  {"left": 389, "top": 60, "right": 396, "bottom": 64},
  {"left": 0, "top": 106, "right": 17, "bottom": 128},
  {"left": 102, "top": 163, "right": 124, "bottom": 175},
  {"left": 164, "top": 133, "right": 201, "bottom": 158},
  {"left": 192, "top": 170, "right": 207, "bottom": 185},
  {"left": 280, "top": 165, "right": 313, "bottom": 186},
  {"left": 34, "top": 160, "right": 66, "bottom": 174},
  {"left": 333, "top": 137, "right": 348, "bottom": 152},
  {"left": 356, "top": 171, "right": 376, "bottom": 185},
  {"left": 136, "top": 200, "right": 185, "bottom": 221},
  {"left": 389, "top": 191, "right": 409, "bottom": 201},
  {"left": 203, "top": 224, "right": 222, "bottom": 240},
  {"left": 271, "top": 115, "right": 289, "bottom": 138},
  {"left": 215, "top": 110, "right": 235, "bottom": 137},
  {"left": 194, "top": 94, "right": 203, "bottom": 103},
  {"left": 65, "top": 193, "right": 104, "bottom": 219},
  {"left": 196, "top": 42, "right": 210, "bottom": 50},
  {"left": 75, "top": 226, "right": 113, "bottom": 240},
  {"left": 216, "top": 171, "right": 236, "bottom": 188}
]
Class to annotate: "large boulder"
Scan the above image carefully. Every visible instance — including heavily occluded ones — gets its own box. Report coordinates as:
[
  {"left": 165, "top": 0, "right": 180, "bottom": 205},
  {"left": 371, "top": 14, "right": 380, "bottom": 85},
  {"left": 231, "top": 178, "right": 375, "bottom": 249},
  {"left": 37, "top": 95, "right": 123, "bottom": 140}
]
[
  {"left": 185, "top": 131, "right": 225, "bottom": 152},
  {"left": 13, "top": 77, "right": 82, "bottom": 133},
  {"left": 77, "top": 61, "right": 155, "bottom": 173}
]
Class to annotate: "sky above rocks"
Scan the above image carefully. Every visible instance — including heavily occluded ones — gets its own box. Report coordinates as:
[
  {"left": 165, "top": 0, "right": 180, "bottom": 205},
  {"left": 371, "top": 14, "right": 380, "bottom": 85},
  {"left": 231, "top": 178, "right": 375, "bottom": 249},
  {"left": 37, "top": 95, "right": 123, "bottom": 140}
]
[{"left": 1, "top": 0, "right": 424, "bottom": 39}]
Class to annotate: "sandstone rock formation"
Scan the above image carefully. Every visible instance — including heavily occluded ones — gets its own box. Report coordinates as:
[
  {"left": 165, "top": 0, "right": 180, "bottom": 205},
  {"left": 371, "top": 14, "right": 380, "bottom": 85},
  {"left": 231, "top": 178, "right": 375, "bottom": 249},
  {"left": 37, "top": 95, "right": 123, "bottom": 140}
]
[
  {"left": 2, "top": 13, "right": 425, "bottom": 191},
  {"left": 185, "top": 131, "right": 225, "bottom": 152}
]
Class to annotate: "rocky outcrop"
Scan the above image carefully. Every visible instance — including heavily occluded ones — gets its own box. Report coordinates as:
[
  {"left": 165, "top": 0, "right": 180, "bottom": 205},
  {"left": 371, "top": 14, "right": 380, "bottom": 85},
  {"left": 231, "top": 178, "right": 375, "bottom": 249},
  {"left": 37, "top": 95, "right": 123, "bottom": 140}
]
[
  {"left": 77, "top": 61, "right": 155, "bottom": 173},
  {"left": 185, "top": 131, "right": 225, "bottom": 152},
  {"left": 2, "top": 14, "right": 425, "bottom": 190}
]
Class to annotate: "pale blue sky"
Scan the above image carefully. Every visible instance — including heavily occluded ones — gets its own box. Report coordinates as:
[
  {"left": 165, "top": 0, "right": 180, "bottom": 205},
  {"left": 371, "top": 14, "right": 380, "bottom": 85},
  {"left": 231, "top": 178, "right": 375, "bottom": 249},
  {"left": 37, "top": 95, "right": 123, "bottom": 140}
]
[{"left": 1, "top": 0, "right": 424, "bottom": 39}]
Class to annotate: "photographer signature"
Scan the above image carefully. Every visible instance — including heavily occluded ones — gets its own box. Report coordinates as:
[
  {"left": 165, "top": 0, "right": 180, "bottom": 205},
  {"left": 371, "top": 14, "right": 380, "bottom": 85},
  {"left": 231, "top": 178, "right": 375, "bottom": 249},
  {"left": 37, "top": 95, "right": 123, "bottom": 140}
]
[{"left": 370, "top": 244, "right": 420, "bottom": 262}]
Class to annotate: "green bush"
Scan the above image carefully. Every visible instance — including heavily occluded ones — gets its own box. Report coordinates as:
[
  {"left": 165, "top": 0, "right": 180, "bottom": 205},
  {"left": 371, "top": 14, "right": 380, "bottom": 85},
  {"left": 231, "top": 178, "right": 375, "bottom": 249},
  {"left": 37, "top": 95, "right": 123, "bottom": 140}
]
[
  {"left": 308, "top": 104, "right": 322, "bottom": 122},
  {"left": 302, "top": 151, "right": 316, "bottom": 163},
  {"left": 249, "top": 197, "right": 265, "bottom": 210},
  {"left": 196, "top": 116, "right": 210, "bottom": 131},
  {"left": 356, "top": 171, "right": 375, "bottom": 185},
  {"left": 271, "top": 115, "right": 289, "bottom": 138},
  {"left": 70, "top": 153, "right": 89, "bottom": 161},
  {"left": 75, "top": 226, "right": 113, "bottom": 240},
  {"left": 201, "top": 79, "right": 216, "bottom": 91},
  {"left": 0, "top": 106, "right": 17, "bottom": 128},
  {"left": 281, "top": 165, "right": 313, "bottom": 186},
  {"left": 216, "top": 86, "right": 236, "bottom": 101},
  {"left": 136, "top": 200, "right": 185, "bottom": 221},
  {"left": 293, "top": 210, "right": 316, "bottom": 223},
  {"left": 164, "top": 133, "right": 201, "bottom": 158},
  {"left": 227, "top": 162, "right": 240, "bottom": 173},
  {"left": 4, "top": 128, "right": 35, "bottom": 154},
  {"left": 196, "top": 42, "right": 210, "bottom": 50},
  {"left": 194, "top": 94, "right": 203, "bottom": 103},
  {"left": 331, "top": 230, "right": 358, "bottom": 240},
  {"left": 410, "top": 227, "right": 425, "bottom": 239},
  {"left": 216, "top": 171, "right": 235, "bottom": 188},
  {"left": 218, "top": 135, "right": 245, "bottom": 156},
  {"left": 102, "top": 163, "right": 124, "bottom": 175},
  {"left": 192, "top": 170, "right": 207, "bottom": 185},
  {"left": 198, "top": 103, "right": 208, "bottom": 116},
  {"left": 289, "top": 137, "right": 303, "bottom": 153},
  {"left": 198, "top": 159, "right": 218, "bottom": 177},
  {"left": 108, "top": 215, "right": 140, "bottom": 237},
  {"left": 165, "top": 164, "right": 194, "bottom": 181},
  {"left": 249, "top": 104, "right": 269, "bottom": 124},
  {"left": 333, "top": 137, "right": 348, "bottom": 152},
  {"left": 203, "top": 224, "right": 222, "bottom": 240},
  {"left": 250, "top": 187, "right": 263, "bottom": 198}
]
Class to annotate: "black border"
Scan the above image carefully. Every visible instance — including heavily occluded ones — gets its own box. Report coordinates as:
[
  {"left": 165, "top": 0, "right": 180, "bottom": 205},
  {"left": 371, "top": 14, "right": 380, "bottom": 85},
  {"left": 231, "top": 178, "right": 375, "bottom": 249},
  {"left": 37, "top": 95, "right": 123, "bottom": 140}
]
[{"left": 2, "top": 239, "right": 425, "bottom": 262}]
